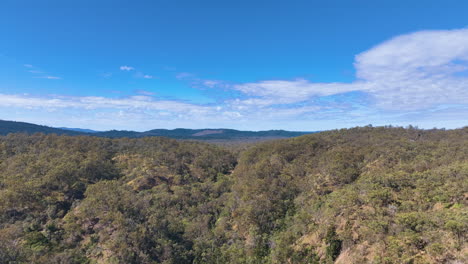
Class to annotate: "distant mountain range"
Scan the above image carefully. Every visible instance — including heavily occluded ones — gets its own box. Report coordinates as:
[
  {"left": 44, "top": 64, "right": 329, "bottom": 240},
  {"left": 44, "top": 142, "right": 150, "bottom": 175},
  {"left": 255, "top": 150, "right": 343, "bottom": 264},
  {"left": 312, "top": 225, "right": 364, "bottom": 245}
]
[
  {"left": 0, "top": 120, "right": 313, "bottom": 140},
  {"left": 58, "top": 127, "right": 100, "bottom": 133}
]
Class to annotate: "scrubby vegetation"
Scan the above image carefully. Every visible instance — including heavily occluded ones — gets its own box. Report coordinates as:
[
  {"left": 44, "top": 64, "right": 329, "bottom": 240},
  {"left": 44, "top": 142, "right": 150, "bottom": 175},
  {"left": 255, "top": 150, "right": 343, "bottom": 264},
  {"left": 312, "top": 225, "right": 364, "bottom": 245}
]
[{"left": 0, "top": 126, "right": 466, "bottom": 263}]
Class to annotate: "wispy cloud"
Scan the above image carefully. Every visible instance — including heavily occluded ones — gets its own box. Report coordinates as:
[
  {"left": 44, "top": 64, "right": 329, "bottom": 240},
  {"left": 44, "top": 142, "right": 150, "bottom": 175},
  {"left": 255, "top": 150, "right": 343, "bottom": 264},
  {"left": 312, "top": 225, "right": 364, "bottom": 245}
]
[
  {"left": 176, "top": 74, "right": 230, "bottom": 90},
  {"left": 101, "top": 72, "right": 113, "bottom": 78},
  {"left": 162, "top": 66, "right": 176, "bottom": 71},
  {"left": 135, "top": 90, "right": 156, "bottom": 96},
  {"left": 120, "top": 66, "right": 155, "bottom": 79},
  {"left": 0, "top": 94, "right": 209, "bottom": 113},
  {"left": 119, "top": 65, "right": 134, "bottom": 71},
  {"left": 176, "top": 72, "right": 195, "bottom": 79},
  {"left": 37, "top": 76, "right": 62, "bottom": 80},
  {"left": 202, "top": 80, "right": 228, "bottom": 88},
  {"left": 25, "top": 64, "right": 62, "bottom": 80},
  {"left": 134, "top": 72, "right": 156, "bottom": 79}
]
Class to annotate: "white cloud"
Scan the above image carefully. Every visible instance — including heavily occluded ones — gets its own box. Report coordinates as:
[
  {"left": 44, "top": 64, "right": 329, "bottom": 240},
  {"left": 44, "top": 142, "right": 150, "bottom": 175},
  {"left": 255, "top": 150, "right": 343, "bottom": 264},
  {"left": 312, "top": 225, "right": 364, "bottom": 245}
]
[
  {"left": 0, "top": 93, "right": 211, "bottom": 115},
  {"left": 120, "top": 65, "right": 134, "bottom": 71},
  {"left": 24, "top": 64, "right": 33, "bottom": 68},
  {"left": 232, "top": 28, "right": 468, "bottom": 110},
  {"left": 233, "top": 79, "right": 361, "bottom": 105},
  {"left": 355, "top": 29, "right": 468, "bottom": 81},
  {"left": 143, "top": 75, "right": 153, "bottom": 79}
]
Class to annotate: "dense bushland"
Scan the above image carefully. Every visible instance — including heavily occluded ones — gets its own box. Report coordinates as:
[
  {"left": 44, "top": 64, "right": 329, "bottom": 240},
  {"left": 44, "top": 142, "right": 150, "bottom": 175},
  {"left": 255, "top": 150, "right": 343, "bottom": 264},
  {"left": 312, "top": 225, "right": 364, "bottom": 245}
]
[{"left": 0, "top": 126, "right": 466, "bottom": 263}]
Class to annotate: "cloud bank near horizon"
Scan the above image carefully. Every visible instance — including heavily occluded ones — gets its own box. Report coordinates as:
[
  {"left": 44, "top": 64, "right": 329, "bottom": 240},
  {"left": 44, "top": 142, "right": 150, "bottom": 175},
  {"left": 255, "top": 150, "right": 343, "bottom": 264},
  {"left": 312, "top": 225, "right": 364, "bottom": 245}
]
[{"left": 2, "top": 29, "right": 468, "bottom": 130}]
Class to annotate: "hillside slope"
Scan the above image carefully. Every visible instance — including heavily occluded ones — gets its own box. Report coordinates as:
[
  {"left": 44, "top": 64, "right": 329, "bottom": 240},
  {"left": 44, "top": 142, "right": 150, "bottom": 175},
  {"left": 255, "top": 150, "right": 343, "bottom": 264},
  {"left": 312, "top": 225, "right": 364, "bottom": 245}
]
[
  {"left": 225, "top": 126, "right": 467, "bottom": 263},
  {"left": 0, "top": 120, "right": 85, "bottom": 136},
  {"left": 0, "top": 126, "right": 466, "bottom": 263}
]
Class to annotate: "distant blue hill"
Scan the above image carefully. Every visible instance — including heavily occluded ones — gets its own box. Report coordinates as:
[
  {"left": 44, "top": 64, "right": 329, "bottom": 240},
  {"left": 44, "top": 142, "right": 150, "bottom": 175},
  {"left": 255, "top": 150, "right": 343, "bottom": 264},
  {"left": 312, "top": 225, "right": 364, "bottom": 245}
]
[
  {"left": 0, "top": 120, "right": 315, "bottom": 140},
  {"left": 94, "top": 128, "right": 312, "bottom": 140},
  {"left": 58, "top": 127, "right": 100, "bottom": 133}
]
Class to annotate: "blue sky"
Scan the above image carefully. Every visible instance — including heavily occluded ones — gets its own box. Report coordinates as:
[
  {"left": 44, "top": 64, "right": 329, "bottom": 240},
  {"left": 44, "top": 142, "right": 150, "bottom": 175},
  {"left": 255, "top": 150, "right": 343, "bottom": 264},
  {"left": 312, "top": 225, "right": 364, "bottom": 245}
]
[{"left": 1, "top": 0, "right": 467, "bottom": 131}]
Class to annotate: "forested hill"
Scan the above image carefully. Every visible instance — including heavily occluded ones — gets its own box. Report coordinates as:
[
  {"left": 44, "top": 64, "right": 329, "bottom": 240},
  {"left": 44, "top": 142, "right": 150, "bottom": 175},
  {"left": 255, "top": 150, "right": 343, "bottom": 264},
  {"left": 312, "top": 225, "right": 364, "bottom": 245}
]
[
  {"left": 0, "top": 126, "right": 467, "bottom": 263},
  {"left": 0, "top": 120, "right": 311, "bottom": 140},
  {"left": 0, "top": 120, "right": 86, "bottom": 136}
]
